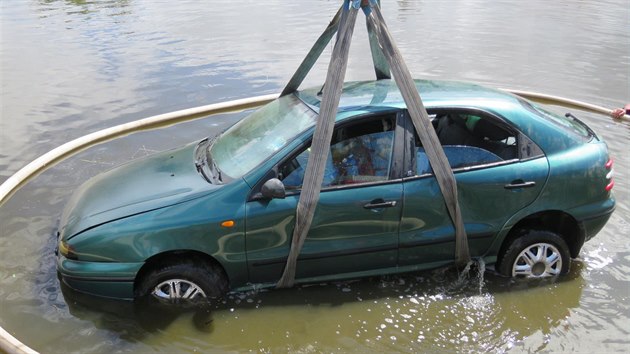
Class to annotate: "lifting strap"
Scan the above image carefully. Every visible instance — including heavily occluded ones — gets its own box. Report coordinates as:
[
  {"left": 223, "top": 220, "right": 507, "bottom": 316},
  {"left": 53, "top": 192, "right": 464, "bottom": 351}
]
[
  {"left": 277, "top": 1, "right": 360, "bottom": 288},
  {"left": 281, "top": 1, "right": 390, "bottom": 96},
  {"left": 365, "top": 3, "right": 469, "bottom": 266},
  {"left": 277, "top": 0, "right": 469, "bottom": 288},
  {"left": 365, "top": 4, "right": 390, "bottom": 80},
  {"left": 281, "top": 8, "right": 342, "bottom": 96}
]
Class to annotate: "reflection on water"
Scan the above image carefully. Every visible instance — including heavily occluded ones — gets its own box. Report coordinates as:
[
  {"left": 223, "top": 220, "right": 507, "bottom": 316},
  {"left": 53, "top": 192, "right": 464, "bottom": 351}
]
[
  {"left": 1, "top": 0, "right": 629, "bottom": 352},
  {"left": 57, "top": 260, "right": 586, "bottom": 353}
]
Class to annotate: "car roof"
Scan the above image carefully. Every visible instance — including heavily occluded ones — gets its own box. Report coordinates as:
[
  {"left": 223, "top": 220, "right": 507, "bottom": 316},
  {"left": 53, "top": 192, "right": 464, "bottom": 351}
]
[
  {"left": 294, "top": 79, "right": 589, "bottom": 155},
  {"left": 296, "top": 79, "right": 523, "bottom": 118}
]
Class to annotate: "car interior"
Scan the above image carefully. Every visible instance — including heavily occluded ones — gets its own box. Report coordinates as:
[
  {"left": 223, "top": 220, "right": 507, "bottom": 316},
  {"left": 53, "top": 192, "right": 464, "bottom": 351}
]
[
  {"left": 416, "top": 112, "right": 518, "bottom": 174},
  {"left": 280, "top": 116, "right": 396, "bottom": 189},
  {"left": 279, "top": 111, "right": 519, "bottom": 188}
]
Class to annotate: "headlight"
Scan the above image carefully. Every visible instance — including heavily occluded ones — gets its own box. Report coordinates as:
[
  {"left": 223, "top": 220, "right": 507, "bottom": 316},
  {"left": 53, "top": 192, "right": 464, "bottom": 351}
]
[{"left": 58, "top": 239, "right": 78, "bottom": 260}]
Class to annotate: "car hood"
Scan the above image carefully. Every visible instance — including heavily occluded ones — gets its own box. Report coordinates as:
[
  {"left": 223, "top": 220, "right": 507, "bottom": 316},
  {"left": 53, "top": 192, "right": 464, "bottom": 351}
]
[{"left": 60, "top": 142, "right": 218, "bottom": 240}]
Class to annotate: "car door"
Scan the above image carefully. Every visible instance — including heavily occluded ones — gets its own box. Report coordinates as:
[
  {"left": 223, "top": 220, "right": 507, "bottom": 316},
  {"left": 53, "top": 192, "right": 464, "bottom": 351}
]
[
  {"left": 245, "top": 112, "right": 405, "bottom": 284},
  {"left": 399, "top": 109, "right": 549, "bottom": 266}
]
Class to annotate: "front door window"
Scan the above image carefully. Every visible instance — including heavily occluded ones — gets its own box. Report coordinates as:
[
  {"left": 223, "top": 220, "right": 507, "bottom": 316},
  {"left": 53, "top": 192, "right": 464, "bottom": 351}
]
[
  {"left": 280, "top": 116, "right": 395, "bottom": 189},
  {"left": 245, "top": 114, "right": 402, "bottom": 283}
]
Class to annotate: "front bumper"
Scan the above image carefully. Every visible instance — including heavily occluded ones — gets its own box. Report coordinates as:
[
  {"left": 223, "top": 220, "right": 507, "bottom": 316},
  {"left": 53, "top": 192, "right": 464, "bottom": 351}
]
[{"left": 57, "top": 255, "right": 143, "bottom": 300}]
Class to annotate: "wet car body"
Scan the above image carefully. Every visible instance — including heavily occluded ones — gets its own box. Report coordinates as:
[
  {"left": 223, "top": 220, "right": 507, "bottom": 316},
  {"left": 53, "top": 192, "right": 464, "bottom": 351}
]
[{"left": 57, "top": 79, "right": 615, "bottom": 300}]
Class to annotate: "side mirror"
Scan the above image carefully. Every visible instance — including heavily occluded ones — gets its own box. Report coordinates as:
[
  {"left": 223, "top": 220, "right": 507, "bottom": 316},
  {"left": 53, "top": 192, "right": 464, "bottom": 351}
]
[{"left": 261, "top": 178, "right": 286, "bottom": 200}]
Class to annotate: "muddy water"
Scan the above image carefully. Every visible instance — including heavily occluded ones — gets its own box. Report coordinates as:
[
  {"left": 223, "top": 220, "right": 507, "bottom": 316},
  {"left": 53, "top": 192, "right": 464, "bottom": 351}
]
[{"left": 1, "top": 0, "right": 629, "bottom": 352}]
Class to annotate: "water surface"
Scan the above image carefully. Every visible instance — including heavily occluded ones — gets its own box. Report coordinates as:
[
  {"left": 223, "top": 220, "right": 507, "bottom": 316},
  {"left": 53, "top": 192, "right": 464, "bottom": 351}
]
[{"left": 1, "top": 0, "right": 629, "bottom": 352}]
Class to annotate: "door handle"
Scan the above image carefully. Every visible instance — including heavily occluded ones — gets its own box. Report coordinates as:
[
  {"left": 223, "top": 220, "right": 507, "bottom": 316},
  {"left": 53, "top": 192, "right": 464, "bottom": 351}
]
[
  {"left": 363, "top": 200, "right": 397, "bottom": 209},
  {"left": 504, "top": 180, "right": 536, "bottom": 189}
]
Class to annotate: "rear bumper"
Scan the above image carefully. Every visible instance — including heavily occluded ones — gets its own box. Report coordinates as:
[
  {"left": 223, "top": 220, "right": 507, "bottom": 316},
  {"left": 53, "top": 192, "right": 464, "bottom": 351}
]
[
  {"left": 569, "top": 196, "right": 615, "bottom": 251},
  {"left": 57, "top": 255, "right": 142, "bottom": 300},
  {"left": 579, "top": 204, "right": 615, "bottom": 242}
]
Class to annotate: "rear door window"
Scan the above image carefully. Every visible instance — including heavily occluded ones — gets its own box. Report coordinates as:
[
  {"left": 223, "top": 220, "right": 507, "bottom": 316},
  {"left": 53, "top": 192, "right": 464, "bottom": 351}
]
[{"left": 414, "top": 111, "right": 519, "bottom": 175}]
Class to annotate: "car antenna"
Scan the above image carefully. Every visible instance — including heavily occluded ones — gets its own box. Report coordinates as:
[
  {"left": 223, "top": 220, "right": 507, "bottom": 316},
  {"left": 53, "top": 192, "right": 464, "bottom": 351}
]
[{"left": 317, "top": 84, "right": 324, "bottom": 96}]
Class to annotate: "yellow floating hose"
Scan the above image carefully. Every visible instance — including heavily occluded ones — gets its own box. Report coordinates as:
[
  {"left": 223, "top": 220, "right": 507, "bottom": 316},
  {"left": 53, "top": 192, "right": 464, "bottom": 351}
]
[
  {"left": 0, "top": 94, "right": 277, "bottom": 207},
  {"left": 502, "top": 88, "right": 629, "bottom": 122}
]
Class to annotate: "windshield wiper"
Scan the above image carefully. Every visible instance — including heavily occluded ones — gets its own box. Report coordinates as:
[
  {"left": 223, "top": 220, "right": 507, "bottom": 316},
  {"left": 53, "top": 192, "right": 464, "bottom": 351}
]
[
  {"left": 208, "top": 158, "right": 223, "bottom": 184},
  {"left": 204, "top": 135, "right": 230, "bottom": 184},
  {"left": 196, "top": 136, "right": 226, "bottom": 184},
  {"left": 565, "top": 112, "right": 597, "bottom": 139},
  {"left": 195, "top": 160, "right": 211, "bottom": 183},
  {"left": 194, "top": 138, "right": 213, "bottom": 183}
]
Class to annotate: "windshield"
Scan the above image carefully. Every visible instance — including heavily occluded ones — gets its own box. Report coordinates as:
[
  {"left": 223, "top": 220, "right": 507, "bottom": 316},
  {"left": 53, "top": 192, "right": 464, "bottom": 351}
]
[{"left": 209, "top": 94, "right": 317, "bottom": 180}]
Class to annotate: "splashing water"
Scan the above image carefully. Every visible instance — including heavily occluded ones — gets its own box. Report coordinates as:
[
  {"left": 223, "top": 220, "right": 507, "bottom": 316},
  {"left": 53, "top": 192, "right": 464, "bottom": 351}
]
[{"left": 449, "top": 258, "right": 487, "bottom": 295}]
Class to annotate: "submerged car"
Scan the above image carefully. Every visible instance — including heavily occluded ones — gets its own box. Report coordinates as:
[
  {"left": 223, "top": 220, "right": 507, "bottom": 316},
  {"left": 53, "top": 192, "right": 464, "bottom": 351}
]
[{"left": 57, "top": 79, "right": 615, "bottom": 301}]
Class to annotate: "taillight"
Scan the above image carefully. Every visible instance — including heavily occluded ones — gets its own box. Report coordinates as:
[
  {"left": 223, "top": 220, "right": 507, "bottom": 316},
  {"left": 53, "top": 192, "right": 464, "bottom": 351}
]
[{"left": 605, "top": 158, "right": 614, "bottom": 192}]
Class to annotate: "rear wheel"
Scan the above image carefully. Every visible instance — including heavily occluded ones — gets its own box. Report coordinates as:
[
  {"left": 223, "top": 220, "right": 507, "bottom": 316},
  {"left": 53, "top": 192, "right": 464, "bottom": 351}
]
[
  {"left": 498, "top": 230, "right": 570, "bottom": 278},
  {"left": 135, "top": 259, "right": 228, "bottom": 303}
]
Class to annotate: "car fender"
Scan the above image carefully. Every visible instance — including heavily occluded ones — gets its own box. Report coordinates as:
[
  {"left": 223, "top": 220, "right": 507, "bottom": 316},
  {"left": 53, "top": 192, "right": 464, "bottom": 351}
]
[{"left": 64, "top": 180, "right": 251, "bottom": 287}]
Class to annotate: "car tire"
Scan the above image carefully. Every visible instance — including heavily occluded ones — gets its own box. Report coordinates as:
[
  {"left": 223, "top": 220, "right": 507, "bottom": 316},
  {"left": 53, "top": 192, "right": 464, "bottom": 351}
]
[
  {"left": 498, "top": 230, "right": 571, "bottom": 278},
  {"left": 135, "top": 259, "right": 228, "bottom": 303}
]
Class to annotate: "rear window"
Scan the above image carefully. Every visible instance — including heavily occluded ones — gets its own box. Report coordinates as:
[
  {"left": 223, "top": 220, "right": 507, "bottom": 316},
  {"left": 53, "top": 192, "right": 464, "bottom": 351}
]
[{"left": 520, "top": 99, "right": 590, "bottom": 138}]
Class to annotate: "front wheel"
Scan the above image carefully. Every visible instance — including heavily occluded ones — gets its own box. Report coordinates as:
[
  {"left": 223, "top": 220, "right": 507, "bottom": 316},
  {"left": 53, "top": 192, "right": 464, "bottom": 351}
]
[
  {"left": 498, "top": 230, "right": 571, "bottom": 278},
  {"left": 135, "top": 259, "right": 228, "bottom": 303}
]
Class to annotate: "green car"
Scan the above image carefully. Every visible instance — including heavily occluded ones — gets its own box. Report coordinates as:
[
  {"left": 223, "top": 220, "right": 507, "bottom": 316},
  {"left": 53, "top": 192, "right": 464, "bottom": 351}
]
[{"left": 56, "top": 80, "right": 615, "bottom": 301}]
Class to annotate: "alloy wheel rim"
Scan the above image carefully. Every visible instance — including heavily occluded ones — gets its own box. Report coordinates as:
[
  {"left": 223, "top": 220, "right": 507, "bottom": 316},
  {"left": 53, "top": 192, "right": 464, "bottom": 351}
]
[
  {"left": 512, "top": 242, "right": 563, "bottom": 277},
  {"left": 152, "top": 279, "right": 207, "bottom": 300}
]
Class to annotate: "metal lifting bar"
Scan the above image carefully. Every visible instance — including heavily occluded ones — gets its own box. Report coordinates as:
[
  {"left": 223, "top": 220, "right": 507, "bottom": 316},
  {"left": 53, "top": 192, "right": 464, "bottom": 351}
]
[{"left": 276, "top": 0, "right": 470, "bottom": 288}]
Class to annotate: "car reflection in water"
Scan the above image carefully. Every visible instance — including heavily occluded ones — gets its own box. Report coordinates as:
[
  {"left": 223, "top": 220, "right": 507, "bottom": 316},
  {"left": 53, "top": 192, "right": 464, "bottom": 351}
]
[
  {"left": 59, "top": 260, "right": 586, "bottom": 346},
  {"left": 59, "top": 279, "right": 217, "bottom": 335}
]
